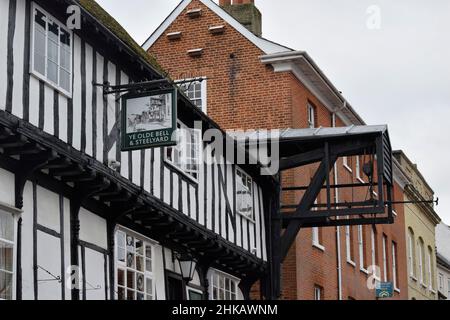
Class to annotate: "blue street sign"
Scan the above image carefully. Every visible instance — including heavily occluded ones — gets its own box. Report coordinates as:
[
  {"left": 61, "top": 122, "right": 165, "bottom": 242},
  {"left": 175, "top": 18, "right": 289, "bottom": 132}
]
[{"left": 376, "top": 282, "right": 394, "bottom": 298}]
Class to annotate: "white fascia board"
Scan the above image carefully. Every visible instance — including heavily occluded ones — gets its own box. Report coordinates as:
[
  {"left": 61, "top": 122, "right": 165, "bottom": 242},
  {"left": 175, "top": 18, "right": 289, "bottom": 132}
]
[
  {"left": 142, "top": 0, "right": 192, "bottom": 50},
  {"left": 267, "top": 58, "right": 354, "bottom": 126},
  {"left": 261, "top": 51, "right": 366, "bottom": 126}
]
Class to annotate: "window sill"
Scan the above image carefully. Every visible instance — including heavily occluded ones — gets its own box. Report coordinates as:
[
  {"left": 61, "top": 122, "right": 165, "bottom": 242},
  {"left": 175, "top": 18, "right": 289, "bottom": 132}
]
[
  {"left": 356, "top": 177, "right": 365, "bottom": 184},
  {"left": 347, "top": 259, "right": 356, "bottom": 268},
  {"left": 344, "top": 164, "right": 353, "bottom": 173},
  {"left": 410, "top": 275, "right": 417, "bottom": 282},
  {"left": 312, "top": 242, "right": 325, "bottom": 252},
  {"left": 429, "top": 288, "right": 437, "bottom": 294},
  {"left": 360, "top": 267, "right": 369, "bottom": 275},
  {"left": 394, "top": 287, "right": 401, "bottom": 293},
  {"left": 421, "top": 283, "right": 428, "bottom": 289},
  {"left": 164, "top": 159, "right": 199, "bottom": 185},
  {"left": 30, "top": 71, "right": 72, "bottom": 99}
]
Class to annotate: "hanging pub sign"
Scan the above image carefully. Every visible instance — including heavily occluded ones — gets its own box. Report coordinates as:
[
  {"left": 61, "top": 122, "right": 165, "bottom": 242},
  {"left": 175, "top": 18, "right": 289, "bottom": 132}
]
[{"left": 121, "top": 88, "right": 177, "bottom": 151}]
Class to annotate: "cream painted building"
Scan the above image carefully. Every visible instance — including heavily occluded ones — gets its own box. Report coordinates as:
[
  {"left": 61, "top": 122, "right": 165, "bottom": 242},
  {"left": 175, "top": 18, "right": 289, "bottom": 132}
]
[{"left": 393, "top": 151, "right": 441, "bottom": 300}]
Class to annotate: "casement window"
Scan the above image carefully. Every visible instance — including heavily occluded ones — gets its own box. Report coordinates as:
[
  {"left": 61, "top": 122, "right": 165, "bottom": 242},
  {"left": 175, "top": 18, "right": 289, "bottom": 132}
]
[
  {"left": 345, "top": 224, "right": 355, "bottom": 265},
  {"left": 392, "top": 241, "right": 399, "bottom": 291},
  {"left": 408, "top": 229, "right": 416, "bottom": 278},
  {"left": 312, "top": 200, "right": 324, "bottom": 250},
  {"left": 355, "top": 156, "right": 363, "bottom": 182},
  {"left": 371, "top": 227, "right": 378, "bottom": 274},
  {"left": 382, "top": 234, "right": 388, "bottom": 282},
  {"left": 178, "top": 79, "right": 207, "bottom": 113},
  {"left": 307, "top": 103, "right": 315, "bottom": 128},
  {"left": 438, "top": 273, "right": 444, "bottom": 290},
  {"left": 314, "top": 285, "right": 323, "bottom": 300},
  {"left": 235, "top": 168, "right": 254, "bottom": 220},
  {"left": 166, "top": 121, "right": 201, "bottom": 180},
  {"left": 418, "top": 238, "right": 425, "bottom": 285},
  {"left": 210, "top": 270, "right": 239, "bottom": 300},
  {"left": 187, "top": 287, "right": 203, "bottom": 300},
  {"left": 115, "top": 229, "right": 155, "bottom": 300},
  {"left": 358, "top": 225, "right": 368, "bottom": 271},
  {"left": 427, "top": 247, "right": 434, "bottom": 290},
  {"left": 448, "top": 279, "right": 450, "bottom": 298},
  {"left": 0, "top": 210, "right": 15, "bottom": 300},
  {"left": 312, "top": 227, "right": 324, "bottom": 251},
  {"left": 31, "top": 4, "right": 72, "bottom": 96}
]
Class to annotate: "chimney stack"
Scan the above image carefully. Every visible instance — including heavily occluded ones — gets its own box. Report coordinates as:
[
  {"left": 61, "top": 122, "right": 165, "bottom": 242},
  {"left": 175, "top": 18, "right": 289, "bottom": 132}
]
[{"left": 219, "top": 0, "right": 262, "bottom": 37}]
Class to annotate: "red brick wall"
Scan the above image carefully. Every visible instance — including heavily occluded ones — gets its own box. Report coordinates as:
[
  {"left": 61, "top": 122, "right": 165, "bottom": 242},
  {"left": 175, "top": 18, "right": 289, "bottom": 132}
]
[{"left": 148, "top": 0, "right": 407, "bottom": 300}]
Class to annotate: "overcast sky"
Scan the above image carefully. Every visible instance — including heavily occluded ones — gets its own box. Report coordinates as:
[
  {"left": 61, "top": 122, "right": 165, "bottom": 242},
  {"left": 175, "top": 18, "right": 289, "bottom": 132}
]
[{"left": 97, "top": 0, "right": 450, "bottom": 224}]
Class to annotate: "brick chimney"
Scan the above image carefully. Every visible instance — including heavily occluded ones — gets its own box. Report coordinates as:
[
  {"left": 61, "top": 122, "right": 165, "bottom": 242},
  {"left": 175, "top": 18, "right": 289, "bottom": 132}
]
[{"left": 219, "top": 0, "right": 262, "bottom": 37}]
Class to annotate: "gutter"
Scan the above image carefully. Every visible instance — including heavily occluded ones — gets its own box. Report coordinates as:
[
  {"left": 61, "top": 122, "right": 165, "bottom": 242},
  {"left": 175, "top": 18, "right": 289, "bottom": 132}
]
[{"left": 260, "top": 51, "right": 366, "bottom": 126}]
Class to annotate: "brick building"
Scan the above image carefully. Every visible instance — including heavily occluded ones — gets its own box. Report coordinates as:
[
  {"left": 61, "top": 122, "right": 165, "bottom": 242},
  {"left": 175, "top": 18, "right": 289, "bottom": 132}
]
[{"left": 144, "top": 0, "right": 408, "bottom": 299}]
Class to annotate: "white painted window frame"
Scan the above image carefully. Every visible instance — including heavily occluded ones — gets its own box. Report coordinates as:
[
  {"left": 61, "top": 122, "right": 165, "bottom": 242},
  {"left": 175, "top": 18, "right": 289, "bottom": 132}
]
[
  {"left": 177, "top": 77, "right": 207, "bottom": 114},
  {"left": 355, "top": 156, "right": 364, "bottom": 183},
  {"left": 382, "top": 235, "right": 388, "bottom": 282},
  {"left": 345, "top": 224, "right": 355, "bottom": 266},
  {"left": 209, "top": 269, "right": 240, "bottom": 301},
  {"left": 427, "top": 248, "right": 434, "bottom": 291},
  {"left": 408, "top": 230, "right": 416, "bottom": 279},
  {"left": 314, "top": 285, "right": 322, "bottom": 300},
  {"left": 114, "top": 226, "right": 157, "bottom": 300},
  {"left": 418, "top": 239, "right": 425, "bottom": 285},
  {"left": 235, "top": 167, "right": 255, "bottom": 222},
  {"left": 392, "top": 241, "right": 400, "bottom": 292},
  {"left": 311, "top": 200, "right": 324, "bottom": 251},
  {"left": 0, "top": 202, "right": 22, "bottom": 301},
  {"left": 358, "top": 225, "right": 368, "bottom": 273},
  {"left": 30, "top": 2, "right": 73, "bottom": 98},
  {"left": 307, "top": 103, "right": 315, "bottom": 128},
  {"left": 165, "top": 121, "right": 202, "bottom": 183}
]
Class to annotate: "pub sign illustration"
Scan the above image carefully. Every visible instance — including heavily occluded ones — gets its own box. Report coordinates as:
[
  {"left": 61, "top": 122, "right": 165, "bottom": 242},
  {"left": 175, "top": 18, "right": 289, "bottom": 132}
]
[{"left": 122, "top": 88, "right": 177, "bottom": 151}]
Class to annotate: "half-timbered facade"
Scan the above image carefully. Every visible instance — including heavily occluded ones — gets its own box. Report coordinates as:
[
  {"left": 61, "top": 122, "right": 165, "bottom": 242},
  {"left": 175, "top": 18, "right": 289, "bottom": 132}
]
[{"left": 0, "top": 0, "right": 272, "bottom": 300}]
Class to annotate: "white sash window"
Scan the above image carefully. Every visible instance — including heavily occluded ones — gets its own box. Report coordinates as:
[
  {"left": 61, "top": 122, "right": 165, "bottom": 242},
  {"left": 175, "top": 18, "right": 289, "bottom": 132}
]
[
  {"left": 236, "top": 168, "right": 254, "bottom": 221},
  {"left": 0, "top": 210, "right": 15, "bottom": 300},
  {"left": 178, "top": 79, "right": 207, "bottom": 113},
  {"left": 165, "top": 122, "right": 201, "bottom": 180},
  {"left": 31, "top": 4, "right": 72, "bottom": 96}
]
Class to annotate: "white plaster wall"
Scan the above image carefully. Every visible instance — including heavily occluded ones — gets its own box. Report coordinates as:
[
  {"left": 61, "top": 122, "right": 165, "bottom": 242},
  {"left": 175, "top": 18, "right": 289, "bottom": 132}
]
[
  {"left": 79, "top": 207, "right": 107, "bottom": 249},
  {"left": 37, "top": 231, "right": 62, "bottom": 300},
  {"left": 0, "top": 168, "right": 15, "bottom": 206},
  {"left": 84, "top": 248, "right": 106, "bottom": 300},
  {"left": 36, "top": 185, "right": 60, "bottom": 233}
]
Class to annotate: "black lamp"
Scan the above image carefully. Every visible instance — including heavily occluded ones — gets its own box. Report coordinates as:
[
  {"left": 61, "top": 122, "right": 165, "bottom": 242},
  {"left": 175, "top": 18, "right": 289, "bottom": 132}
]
[{"left": 177, "top": 253, "right": 197, "bottom": 282}]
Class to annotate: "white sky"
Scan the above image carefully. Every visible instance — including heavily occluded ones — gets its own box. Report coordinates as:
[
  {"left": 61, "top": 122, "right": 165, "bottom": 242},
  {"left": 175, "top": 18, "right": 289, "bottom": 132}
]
[{"left": 96, "top": 0, "right": 450, "bottom": 224}]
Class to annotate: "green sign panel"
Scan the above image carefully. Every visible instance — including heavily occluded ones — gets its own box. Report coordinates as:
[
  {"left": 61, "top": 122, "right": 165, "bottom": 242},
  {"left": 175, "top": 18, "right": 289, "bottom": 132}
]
[
  {"left": 121, "top": 88, "right": 177, "bottom": 151},
  {"left": 376, "top": 282, "right": 393, "bottom": 298}
]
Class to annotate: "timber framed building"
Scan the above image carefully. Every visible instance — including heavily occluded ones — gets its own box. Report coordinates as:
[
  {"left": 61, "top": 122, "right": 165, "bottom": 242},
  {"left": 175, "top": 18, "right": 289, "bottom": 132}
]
[{"left": 0, "top": 0, "right": 273, "bottom": 300}]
